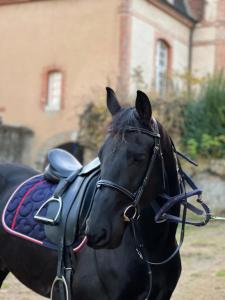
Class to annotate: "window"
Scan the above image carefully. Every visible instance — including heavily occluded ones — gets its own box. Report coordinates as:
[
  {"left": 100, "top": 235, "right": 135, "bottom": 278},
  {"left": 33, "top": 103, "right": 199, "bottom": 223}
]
[
  {"left": 155, "top": 40, "right": 169, "bottom": 96},
  {"left": 167, "top": 0, "right": 175, "bottom": 4},
  {"left": 45, "top": 71, "right": 62, "bottom": 111}
]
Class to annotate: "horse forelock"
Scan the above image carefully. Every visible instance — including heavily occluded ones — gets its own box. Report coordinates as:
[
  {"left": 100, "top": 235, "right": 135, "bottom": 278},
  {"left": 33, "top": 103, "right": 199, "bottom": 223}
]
[{"left": 109, "top": 107, "right": 153, "bottom": 136}]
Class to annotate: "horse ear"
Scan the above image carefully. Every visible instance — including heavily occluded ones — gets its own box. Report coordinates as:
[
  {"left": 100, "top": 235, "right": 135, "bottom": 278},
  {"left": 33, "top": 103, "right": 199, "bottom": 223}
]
[
  {"left": 135, "top": 90, "right": 152, "bottom": 122},
  {"left": 106, "top": 87, "right": 121, "bottom": 116}
]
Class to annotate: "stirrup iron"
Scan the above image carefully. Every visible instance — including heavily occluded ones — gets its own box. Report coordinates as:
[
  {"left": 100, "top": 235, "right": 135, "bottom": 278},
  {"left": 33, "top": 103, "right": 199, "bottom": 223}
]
[
  {"left": 34, "top": 196, "right": 62, "bottom": 225},
  {"left": 50, "top": 275, "right": 69, "bottom": 300}
]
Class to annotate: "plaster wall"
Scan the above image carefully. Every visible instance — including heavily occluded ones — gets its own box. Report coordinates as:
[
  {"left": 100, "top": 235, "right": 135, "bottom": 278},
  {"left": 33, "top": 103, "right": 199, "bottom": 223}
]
[
  {"left": 0, "top": 0, "right": 120, "bottom": 166},
  {"left": 132, "top": 0, "right": 190, "bottom": 43},
  {"left": 192, "top": 0, "right": 224, "bottom": 77},
  {"left": 173, "top": 40, "right": 189, "bottom": 72},
  {"left": 193, "top": 26, "right": 216, "bottom": 43},
  {"left": 130, "top": 0, "right": 190, "bottom": 93},
  {"left": 192, "top": 45, "right": 215, "bottom": 76},
  {"left": 130, "top": 16, "right": 154, "bottom": 94},
  {"left": 204, "top": 0, "right": 218, "bottom": 22}
]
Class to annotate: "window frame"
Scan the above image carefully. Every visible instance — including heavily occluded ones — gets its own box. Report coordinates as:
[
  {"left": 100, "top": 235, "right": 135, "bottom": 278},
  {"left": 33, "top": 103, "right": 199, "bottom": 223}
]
[
  {"left": 45, "top": 71, "right": 63, "bottom": 112},
  {"left": 155, "top": 39, "right": 170, "bottom": 96},
  {"left": 41, "top": 66, "right": 65, "bottom": 112}
]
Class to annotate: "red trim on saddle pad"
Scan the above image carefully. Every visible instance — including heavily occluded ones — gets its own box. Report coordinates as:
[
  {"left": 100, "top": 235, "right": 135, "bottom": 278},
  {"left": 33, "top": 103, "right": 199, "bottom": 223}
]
[{"left": 2, "top": 174, "right": 87, "bottom": 252}]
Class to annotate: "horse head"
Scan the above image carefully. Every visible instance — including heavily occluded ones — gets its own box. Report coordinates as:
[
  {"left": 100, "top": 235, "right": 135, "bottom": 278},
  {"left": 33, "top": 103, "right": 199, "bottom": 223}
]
[{"left": 85, "top": 88, "right": 178, "bottom": 249}]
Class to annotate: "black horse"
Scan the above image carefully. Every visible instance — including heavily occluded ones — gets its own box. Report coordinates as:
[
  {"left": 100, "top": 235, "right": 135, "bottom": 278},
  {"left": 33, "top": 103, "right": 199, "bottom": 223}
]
[{"left": 0, "top": 88, "right": 181, "bottom": 300}]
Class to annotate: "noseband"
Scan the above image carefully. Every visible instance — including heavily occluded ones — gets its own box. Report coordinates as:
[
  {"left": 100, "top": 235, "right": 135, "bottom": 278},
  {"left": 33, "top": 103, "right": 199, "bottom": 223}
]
[{"left": 96, "top": 124, "right": 161, "bottom": 221}]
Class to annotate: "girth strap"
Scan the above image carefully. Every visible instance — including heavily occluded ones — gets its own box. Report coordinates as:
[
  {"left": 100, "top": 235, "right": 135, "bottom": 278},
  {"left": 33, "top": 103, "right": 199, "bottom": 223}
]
[{"left": 50, "top": 215, "right": 77, "bottom": 300}]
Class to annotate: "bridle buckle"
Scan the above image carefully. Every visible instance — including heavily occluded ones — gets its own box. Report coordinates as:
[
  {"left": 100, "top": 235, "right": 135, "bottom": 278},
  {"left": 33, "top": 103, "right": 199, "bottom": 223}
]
[{"left": 123, "top": 205, "right": 139, "bottom": 222}]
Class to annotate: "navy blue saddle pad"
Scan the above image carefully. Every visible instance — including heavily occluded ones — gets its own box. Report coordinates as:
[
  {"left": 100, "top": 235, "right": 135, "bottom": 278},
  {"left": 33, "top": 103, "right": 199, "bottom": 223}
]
[{"left": 2, "top": 174, "right": 87, "bottom": 251}]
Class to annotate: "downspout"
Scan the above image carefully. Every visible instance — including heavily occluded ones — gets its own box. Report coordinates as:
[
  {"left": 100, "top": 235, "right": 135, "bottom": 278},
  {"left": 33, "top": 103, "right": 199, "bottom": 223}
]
[
  {"left": 188, "top": 22, "right": 195, "bottom": 97},
  {"left": 118, "top": 0, "right": 132, "bottom": 99}
]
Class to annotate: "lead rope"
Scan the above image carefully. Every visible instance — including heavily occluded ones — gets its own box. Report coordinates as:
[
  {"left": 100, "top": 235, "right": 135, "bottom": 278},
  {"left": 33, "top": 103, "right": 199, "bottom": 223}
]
[
  {"left": 130, "top": 158, "right": 188, "bottom": 299},
  {"left": 132, "top": 166, "right": 187, "bottom": 263},
  {"left": 131, "top": 220, "right": 152, "bottom": 300}
]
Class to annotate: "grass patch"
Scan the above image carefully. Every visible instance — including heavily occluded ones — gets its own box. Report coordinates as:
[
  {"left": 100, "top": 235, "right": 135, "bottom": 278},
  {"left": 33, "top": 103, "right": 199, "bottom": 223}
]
[
  {"left": 191, "top": 272, "right": 201, "bottom": 278},
  {"left": 2, "top": 282, "right": 10, "bottom": 289},
  {"left": 216, "top": 270, "right": 225, "bottom": 277}
]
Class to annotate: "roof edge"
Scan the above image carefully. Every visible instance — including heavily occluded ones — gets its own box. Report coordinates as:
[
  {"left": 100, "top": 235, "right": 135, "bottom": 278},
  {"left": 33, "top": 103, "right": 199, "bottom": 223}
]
[
  {"left": 0, "top": 0, "right": 40, "bottom": 5},
  {"left": 147, "top": 0, "right": 196, "bottom": 27}
]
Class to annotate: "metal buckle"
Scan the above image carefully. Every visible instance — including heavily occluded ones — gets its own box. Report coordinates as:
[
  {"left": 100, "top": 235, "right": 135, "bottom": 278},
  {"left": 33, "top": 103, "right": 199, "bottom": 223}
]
[
  {"left": 155, "top": 213, "right": 167, "bottom": 223},
  {"left": 34, "top": 196, "right": 62, "bottom": 225},
  {"left": 50, "top": 275, "right": 69, "bottom": 300},
  {"left": 210, "top": 215, "right": 225, "bottom": 221},
  {"left": 123, "top": 205, "right": 138, "bottom": 222}
]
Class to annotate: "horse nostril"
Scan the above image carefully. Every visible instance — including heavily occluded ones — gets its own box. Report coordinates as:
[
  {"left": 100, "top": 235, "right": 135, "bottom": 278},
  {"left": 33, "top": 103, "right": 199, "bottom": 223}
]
[
  {"left": 101, "top": 228, "right": 107, "bottom": 240},
  {"left": 86, "top": 228, "right": 109, "bottom": 246}
]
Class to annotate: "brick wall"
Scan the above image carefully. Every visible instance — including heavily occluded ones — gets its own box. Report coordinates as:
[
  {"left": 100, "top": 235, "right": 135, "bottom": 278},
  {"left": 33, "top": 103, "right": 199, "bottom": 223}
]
[
  {"left": 186, "top": 0, "right": 205, "bottom": 20},
  {"left": 0, "top": 0, "right": 35, "bottom": 5},
  {"left": 118, "top": 0, "right": 132, "bottom": 97},
  {"left": 217, "top": 0, "right": 225, "bottom": 21},
  {"left": 215, "top": 0, "right": 225, "bottom": 71},
  {"left": 216, "top": 44, "right": 225, "bottom": 71}
]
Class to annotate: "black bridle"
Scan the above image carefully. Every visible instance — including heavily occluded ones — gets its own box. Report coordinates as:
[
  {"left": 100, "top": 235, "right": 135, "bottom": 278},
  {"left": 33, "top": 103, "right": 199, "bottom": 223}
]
[
  {"left": 94, "top": 118, "right": 217, "bottom": 299},
  {"left": 96, "top": 120, "right": 212, "bottom": 228},
  {"left": 96, "top": 125, "right": 161, "bottom": 220}
]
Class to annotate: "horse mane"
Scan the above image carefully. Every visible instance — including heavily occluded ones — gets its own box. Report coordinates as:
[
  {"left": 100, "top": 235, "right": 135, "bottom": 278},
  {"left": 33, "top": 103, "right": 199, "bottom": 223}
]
[
  {"left": 157, "top": 122, "right": 181, "bottom": 238},
  {"left": 157, "top": 122, "right": 180, "bottom": 197},
  {"left": 109, "top": 107, "right": 136, "bottom": 134}
]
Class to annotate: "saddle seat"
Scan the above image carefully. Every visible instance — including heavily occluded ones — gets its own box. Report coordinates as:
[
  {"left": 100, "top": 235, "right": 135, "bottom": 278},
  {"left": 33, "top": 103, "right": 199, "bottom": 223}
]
[{"left": 45, "top": 148, "right": 82, "bottom": 182}]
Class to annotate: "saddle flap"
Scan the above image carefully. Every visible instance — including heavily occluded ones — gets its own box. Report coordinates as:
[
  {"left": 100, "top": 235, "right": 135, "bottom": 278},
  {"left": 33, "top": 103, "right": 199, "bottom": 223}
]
[{"left": 44, "top": 168, "right": 100, "bottom": 246}]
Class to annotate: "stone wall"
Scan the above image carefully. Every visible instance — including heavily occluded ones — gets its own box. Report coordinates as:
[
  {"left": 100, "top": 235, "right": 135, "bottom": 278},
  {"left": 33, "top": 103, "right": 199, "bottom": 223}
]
[
  {"left": 192, "top": 159, "right": 225, "bottom": 213},
  {"left": 0, "top": 124, "right": 33, "bottom": 164}
]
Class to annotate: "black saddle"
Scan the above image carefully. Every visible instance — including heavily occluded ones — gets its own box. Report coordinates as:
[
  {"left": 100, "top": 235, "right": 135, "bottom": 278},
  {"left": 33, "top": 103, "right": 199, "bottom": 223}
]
[
  {"left": 44, "top": 157, "right": 100, "bottom": 245},
  {"left": 34, "top": 148, "right": 101, "bottom": 300},
  {"left": 45, "top": 148, "right": 82, "bottom": 182}
]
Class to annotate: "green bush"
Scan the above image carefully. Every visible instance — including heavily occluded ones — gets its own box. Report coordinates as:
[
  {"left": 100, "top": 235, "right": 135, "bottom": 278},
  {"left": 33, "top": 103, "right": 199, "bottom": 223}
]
[{"left": 183, "top": 73, "right": 225, "bottom": 158}]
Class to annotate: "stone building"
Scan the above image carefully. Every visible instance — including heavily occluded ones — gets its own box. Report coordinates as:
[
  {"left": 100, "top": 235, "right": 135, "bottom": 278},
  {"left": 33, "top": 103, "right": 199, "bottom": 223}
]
[{"left": 0, "top": 0, "right": 224, "bottom": 168}]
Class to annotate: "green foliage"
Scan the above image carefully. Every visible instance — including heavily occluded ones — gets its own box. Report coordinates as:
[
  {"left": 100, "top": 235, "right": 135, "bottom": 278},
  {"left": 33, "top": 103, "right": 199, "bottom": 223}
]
[
  {"left": 186, "top": 138, "right": 198, "bottom": 157},
  {"left": 216, "top": 269, "right": 225, "bottom": 277},
  {"left": 183, "top": 73, "right": 225, "bottom": 158},
  {"left": 78, "top": 102, "right": 110, "bottom": 152}
]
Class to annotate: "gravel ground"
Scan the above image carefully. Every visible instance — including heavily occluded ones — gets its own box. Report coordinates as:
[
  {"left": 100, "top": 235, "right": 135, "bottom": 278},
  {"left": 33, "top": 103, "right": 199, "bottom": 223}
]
[{"left": 1, "top": 223, "right": 225, "bottom": 300}]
